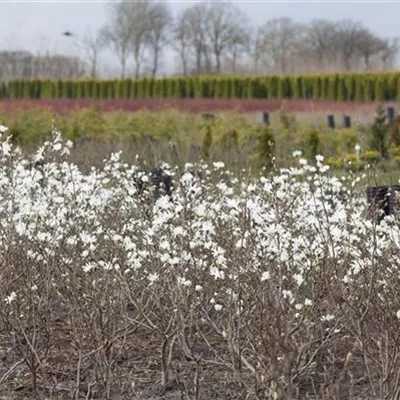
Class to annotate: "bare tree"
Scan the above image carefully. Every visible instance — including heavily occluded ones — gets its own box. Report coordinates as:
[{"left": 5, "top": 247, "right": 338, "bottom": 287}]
[
  {"left": 102, "top": 0, "right": 168, "bottom": 78},
  {"left": 334, "top": 19, "right": 365, "bottom": 71},
  {"left": 42, "top": 54, "right": 86, "bottom": 79},
  {"left": 0, "top": 51, "right": 32, "bottom": 80},
  {"left": 205, "top": 2, "right": 249, "bottom": 74},
  {"left": 0, "top": 50, "right": 86, "bottom": 81},
  {"left": 355, "top": 29, "right": 385, "bottom": 70},
  {"left": 81, "top": 29, "right": 105, "bottom": 78},
  {"left": 304, "top": 20, "right": 338, "bottom": 70},
  {"left": 63, "top": 30, "right": 105, "bottom": 78},
  {"left": 379, "top": 37, "right": 399, "bottom": 70},
  {"left": 128, "top": 0, "right": 153, "bottom": 78},
  {"left": 179, "top": 4, "right": 210, "bottom": 74},
  {"left": 101, "top": 1, "right": 136, "bottom": 78},
  {"left": 224, "top": 26, "right": 250, "bottom": 74},
  {"left": 257, "top": 17, "right": 302, "bottom": 74},
  {"left": 146, "top": 2, "right": 172, "bottom": 78},
  {"left": 250, "top": 27, "right": 267, "bottom": 74},
  {"left": 173, "top": 13, "right": 192, "bottom": 76}
]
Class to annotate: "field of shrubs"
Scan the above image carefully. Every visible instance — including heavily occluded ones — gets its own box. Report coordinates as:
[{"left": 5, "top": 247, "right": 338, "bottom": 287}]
[
  {"left": 1, "top": 103, "right": 400, "bottom": 399},
  {"left": 1, "top": 104, "right": 400, "bottom": 180},
  {"left": 1, "top": 119, "right": 400, "bottom": 399}
]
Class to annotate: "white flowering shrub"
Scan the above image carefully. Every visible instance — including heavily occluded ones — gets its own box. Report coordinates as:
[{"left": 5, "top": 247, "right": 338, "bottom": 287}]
[{"left": 1, "top": 125, "right": 400, "bottom": 399}]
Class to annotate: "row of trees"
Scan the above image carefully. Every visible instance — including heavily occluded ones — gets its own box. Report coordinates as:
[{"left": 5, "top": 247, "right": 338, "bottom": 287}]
[
  {"left": 2, "top": 73, "right": 400, "bottom": 102},
  {"left": 1, "top": 0, "right": 399, "bottom": 80},
  {"left": 0, "top": 51, "right": 86, "bottom": 81},
  {"left": 252, "top": 18, "right": 398, "bottom": 75},
  {"left": 100, "top": 1, "right": 399, "bottom": 78}
]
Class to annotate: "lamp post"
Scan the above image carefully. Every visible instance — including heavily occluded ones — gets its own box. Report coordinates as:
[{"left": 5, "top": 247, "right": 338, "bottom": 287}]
[
  {"left": 355, "top": 143, "right": 361, "bottom": 164},
  {"left": 62, "top": 31, "right": 86, "bottom": 54},
  {"left": 62, "top": 31, "right": 91, "bottom": 77},
  {"left": 62, "top": 31, "right": 99, "bottom": 78}
]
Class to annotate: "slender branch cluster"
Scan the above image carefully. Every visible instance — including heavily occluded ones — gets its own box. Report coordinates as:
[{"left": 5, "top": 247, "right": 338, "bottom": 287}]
[{"left": 0, "top": 125, "right": 400, "bottom": 399}]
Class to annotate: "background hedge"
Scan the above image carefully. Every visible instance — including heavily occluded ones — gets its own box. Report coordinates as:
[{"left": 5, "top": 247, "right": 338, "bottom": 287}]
[{"left": 1, "top": 72, "right": 400, "bottom": 101}]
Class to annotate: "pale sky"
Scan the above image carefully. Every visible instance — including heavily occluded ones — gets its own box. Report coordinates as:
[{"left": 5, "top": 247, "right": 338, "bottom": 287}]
[{"left": 1, "top": 1, "right": 399, "bottom": 74}]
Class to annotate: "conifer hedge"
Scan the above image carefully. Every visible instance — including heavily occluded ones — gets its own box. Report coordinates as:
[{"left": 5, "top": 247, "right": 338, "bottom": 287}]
[{"left": 1, "top": 73, "right": 400, "bottom": 101}]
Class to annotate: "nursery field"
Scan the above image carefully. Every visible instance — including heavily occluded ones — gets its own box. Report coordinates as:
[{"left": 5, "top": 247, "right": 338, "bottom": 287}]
[
  {"left": 0, "top": 103, "right": 400, "bottom": 182},
  {"left": 1, "top": 105, "right": 400, "bottom": 398},
  {"left": 1, "top": 122, "right": 400, "bottom": 399}
]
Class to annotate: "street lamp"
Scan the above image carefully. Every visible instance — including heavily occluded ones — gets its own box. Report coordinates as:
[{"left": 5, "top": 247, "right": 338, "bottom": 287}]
[
  {"left": 62, "top": 30, "right": 102, "bottom": 78},
  {"left": 62, "top": 31, "right": 87, "bottom": 78},
  {"left": 62, "top": 31, "right": 86, "bottom": 51},
  {"left": 355, "top": 143, "right": 361, "bottom": 164}
]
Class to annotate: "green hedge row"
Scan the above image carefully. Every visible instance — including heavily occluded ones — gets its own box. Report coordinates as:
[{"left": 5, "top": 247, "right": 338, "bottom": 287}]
[{"left": 1, "top": 73, "right": 400, "bottom": 101}]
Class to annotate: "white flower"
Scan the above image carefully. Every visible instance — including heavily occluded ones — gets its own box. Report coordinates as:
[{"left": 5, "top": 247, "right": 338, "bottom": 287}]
[
  {"left": 299, "top": 158, "right": 308, "bottom": 165},
  {"left": 260, "top": 271, "right": 271, "bottom": 282},
  {"left": 168, "top": 257, "right": 180, "bottom": 266},
  {"left": 213, "top": 161, "right": 225, "bottom": 170},
  {"left": 53, "top": 143, "right": 62, "bottom": 151},
  {"left": 5, "top": 291, "right": 16, "bottom": 304},
  {"left": 282, "top": 290, "right": 293, "bottom": 301},
  {"left": 80, "top": 232, "right": 97, "bottom": 245},
  {"left": 15, "top": 221, "right": 26, "bottom": 236},
  {"left": 66, "top": 237, "right": 77, "bottom": 246},
  {"left": 210, "top": 266, "right": 225, "bottom": 280},
  {"left": 0, "top": 125, "right": 8, "bottom": 133},
  {"left": 321, "top": 314, "right": 335, "bottom": 322},
  {"left": 148, "top": 273, "right": 159, "bottom": 285},
  {"left": 304, "top": 298, "right": 312, "bottom": 306},
  {"left": 214, "top": 304, "right": 223, "bottom": 311},
  {"left": 2, "top": 142, "right": 11, "bottom": 156},
  {"left": 178, "top": 277, "right": 192, "bottom": 287},
  {"left": 180, "top": 172, "right": 194, "bottom": 185},
  {"left": 34, "top": 147, "right": 45, "bottom": 163},
  {"left": 82, "top": 262, "right": 97, "bottom": 273},
  {"left": 173, "top": 226, "right": 184, "bottom": 237},
  {"left": 155, "top": 195, "right": 171, "bottom": 210},
  {"left": 292, "top": 150, "right": 302, "bottom": 158},
  {"left": 195, "top": 285, "right": 203, "bottom": 291},
  {"left": 160, "top": 253, "right": 171, "bottom": 263},
  {"left": 202, "top": 221, "right": 215, "bottom": 235},
  {"left": 397, "top": 310, "right": 400, "bottom": 320},
  {"left": 159, "top": 240, "right": 171, "bottom": 251},
  {"left": 293, "top": 273, "right": 304, "bottom": 286},
  {"left": 315, "top": 154, "right": 324, "bottom": 162},
  {"left": 319, "top": 164, "right": 330, "bottom": 172}
]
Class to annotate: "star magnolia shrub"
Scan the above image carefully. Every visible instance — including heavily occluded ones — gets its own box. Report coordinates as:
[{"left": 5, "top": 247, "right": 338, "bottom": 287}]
[{"left": 1, "top": 125, "right": 400, "bottom": 398}]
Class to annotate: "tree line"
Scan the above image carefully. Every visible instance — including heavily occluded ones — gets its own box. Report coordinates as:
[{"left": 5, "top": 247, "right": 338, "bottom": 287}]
[
  {"left": 0, "top": 51, "right": 86, "bottom": 81},
  {"left": 2, "top": 73, "right": 400, "bottom": 102},
  {"left": 1, "top": 0, "right": 399, "bottom": 80}
]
